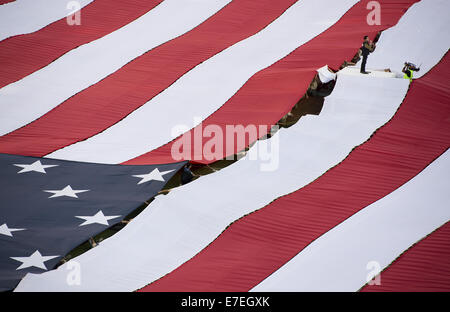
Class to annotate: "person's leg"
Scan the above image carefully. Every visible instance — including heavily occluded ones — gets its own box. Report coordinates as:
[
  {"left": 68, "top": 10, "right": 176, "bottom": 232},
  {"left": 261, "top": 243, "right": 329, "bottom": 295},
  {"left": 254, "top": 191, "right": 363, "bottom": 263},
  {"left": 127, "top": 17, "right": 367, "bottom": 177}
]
[{"left": 360, "top": 55, "right": 367, "bottom": 73}]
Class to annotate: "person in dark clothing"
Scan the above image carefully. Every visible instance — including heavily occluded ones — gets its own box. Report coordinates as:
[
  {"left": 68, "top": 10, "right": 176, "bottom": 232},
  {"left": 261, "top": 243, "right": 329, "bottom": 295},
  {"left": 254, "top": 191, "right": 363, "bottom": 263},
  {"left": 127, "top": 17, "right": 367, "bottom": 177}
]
[
  {"left": 360, "top": 36, "right": 376, "bottom": 74},
  {"left": 181, "top": 163, "right": 195, "bottom": 185}
]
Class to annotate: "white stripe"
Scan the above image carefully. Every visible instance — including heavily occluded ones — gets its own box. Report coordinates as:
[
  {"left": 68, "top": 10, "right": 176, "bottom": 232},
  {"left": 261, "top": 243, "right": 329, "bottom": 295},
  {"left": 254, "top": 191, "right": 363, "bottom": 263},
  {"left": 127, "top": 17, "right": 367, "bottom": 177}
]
[
  {"left": 46, "top": 0, "right": 359, "bottom": 164},
  {"left": 0, "top": 0, "right": 232, "bottom": 136},
  {"left": 251, "top": 151, "right": 450, "bottom": 292},
  {"left": 14, "top": 73, "right": 410, "bottom": 292},
  {"left": 362, "top": 0, "right": 450, "bottom": 78},
  {"left": 0, "top": 0, "right": 93, "bottom": 42}
]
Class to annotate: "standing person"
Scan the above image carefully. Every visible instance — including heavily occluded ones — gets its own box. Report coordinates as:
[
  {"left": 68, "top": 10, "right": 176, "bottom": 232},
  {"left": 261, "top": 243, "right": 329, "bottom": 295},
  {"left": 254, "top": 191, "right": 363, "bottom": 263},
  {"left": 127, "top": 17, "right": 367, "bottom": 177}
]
[{"left": 360, "top": 36, "right": 376, "bottom": 74}]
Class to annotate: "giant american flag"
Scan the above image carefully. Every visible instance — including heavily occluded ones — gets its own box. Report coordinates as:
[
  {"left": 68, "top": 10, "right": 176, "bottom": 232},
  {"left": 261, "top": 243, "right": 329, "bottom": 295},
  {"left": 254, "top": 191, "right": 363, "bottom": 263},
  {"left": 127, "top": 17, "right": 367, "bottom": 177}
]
[{"left": 0, "top": 0, "right": 449, "bottom": 292}]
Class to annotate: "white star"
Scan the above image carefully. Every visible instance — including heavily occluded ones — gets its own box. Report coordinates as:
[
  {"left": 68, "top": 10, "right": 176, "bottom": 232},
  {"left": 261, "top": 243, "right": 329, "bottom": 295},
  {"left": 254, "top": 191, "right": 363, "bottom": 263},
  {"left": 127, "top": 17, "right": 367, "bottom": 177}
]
[
  {"left": 43, "top": 185, "right": 89, "bottom": 198},
  {"left": 132, "top": 168, "right": 175, "bottom": 185},
  {"left": 75, "top": 210, "right": 121, "bottom": 226},
  {"left": 14, "top": 160, "right": 58, "bottom": 174},
  {"left": 0, "top": 223, "right": 25, "bottom": 237},
  {"left": 10, "top": 250, "right": 59, "bottom": 270}
]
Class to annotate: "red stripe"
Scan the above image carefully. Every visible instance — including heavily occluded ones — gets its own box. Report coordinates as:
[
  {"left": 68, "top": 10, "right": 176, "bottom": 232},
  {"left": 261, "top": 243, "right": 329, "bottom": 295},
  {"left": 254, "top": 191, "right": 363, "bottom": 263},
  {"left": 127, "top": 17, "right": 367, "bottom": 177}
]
[
  {"left": 0, "top": 0, "right": 298, "bottom": 157},
  {"left": 139, "top": 54, "right": 450, "bottom": 292},
  {"left": 0, "top": 0, "right": 163, "bottom": 88},
  {"left": 125, "top": 0, "right": 420, "bottom": 165},
  {"left": 361, "top": 222, "right": 450, "bottom": 292},
  {"left": 0, "top": 0, "right": 15, "bottom": 5}
]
